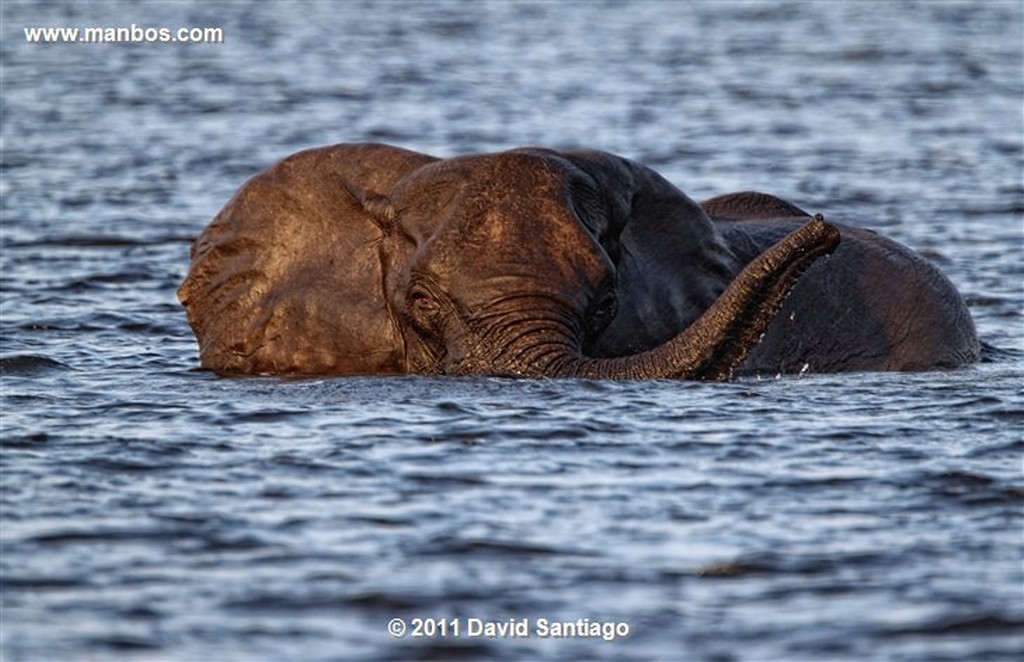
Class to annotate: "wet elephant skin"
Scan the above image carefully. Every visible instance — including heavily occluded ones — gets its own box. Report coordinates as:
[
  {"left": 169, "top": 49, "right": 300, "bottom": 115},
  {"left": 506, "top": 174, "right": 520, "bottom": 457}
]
[{"left": 179, "top": 143, "right": 980, "bottom": 379}]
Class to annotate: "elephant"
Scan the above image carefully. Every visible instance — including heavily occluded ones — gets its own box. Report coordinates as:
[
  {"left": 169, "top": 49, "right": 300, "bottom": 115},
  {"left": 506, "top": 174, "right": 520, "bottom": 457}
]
[{"left": 178, "top": 143, "right": 980, "bottom": 380}]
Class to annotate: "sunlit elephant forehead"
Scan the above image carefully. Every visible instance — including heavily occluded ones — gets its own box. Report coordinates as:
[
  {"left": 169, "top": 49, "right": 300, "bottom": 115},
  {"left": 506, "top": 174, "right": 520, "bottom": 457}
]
[
  {"left": 418, "top": 150, "right": 573, "bottom": 204},
  {"left": 398, "top": 151, "right": 586, "bottom": 245}
]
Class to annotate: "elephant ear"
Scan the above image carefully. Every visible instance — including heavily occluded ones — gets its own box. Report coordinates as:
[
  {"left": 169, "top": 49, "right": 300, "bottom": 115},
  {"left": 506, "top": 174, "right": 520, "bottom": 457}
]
[
  {"left": 560, "top": 151, "right": 743, "bottom": 356},
  {"left": 178, "top": 143, "right": 437, "bottom": 375},
  {"left": 701, "top": 191, "right": 810, "bottom": 221}
]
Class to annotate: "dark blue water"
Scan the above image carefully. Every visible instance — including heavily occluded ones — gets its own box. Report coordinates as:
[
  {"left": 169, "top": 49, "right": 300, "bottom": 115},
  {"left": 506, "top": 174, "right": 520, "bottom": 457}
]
[{"left": 2, "top": 1, "right": 1022, "bottom": 660}]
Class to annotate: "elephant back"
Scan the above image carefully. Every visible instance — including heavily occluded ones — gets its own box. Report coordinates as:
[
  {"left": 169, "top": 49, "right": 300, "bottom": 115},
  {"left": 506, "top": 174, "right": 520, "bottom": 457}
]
[{"left": 723, "top": 220, "right": 981, "bottom": 373}]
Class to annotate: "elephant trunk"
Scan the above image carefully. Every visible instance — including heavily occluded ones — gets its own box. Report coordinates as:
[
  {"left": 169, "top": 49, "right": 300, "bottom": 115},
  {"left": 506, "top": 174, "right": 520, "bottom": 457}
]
[{"left": 552, "top": 216, "right": 841, "bottom": 381}]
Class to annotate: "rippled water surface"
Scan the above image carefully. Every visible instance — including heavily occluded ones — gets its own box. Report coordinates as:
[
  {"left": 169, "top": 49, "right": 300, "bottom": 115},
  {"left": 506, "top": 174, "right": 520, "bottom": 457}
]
[{"left": 2, "top": 1, "right": 1022, "bottom": 660}]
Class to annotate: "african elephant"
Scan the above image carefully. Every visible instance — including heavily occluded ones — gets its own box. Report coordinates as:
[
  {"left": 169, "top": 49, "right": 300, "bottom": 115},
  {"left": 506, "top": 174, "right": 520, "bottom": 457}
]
[{"left": 178, "top": 143, "right": 980, "bottom": 380}]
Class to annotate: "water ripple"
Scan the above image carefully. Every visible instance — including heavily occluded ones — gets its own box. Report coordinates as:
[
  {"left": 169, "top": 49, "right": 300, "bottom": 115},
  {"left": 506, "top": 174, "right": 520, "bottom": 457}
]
[{"left": 0, "top": 354, "right": 72, "bottom": 375}]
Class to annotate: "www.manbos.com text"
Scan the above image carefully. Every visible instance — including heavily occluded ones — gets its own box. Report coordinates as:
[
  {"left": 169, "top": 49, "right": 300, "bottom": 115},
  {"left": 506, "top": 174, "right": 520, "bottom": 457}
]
[{"left": 24, "top": 24, "right": 224, "bottom": 44}]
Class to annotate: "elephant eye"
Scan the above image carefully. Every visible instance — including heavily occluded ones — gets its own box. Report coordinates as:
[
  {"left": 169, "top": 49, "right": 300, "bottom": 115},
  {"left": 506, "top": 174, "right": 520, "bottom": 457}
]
[
  {"left": 586, "top": 289, "right": 617, "bottom": 335},
  {"left": 408, "top": 287, "right": 438, "bottom": 313},
  {"left": 405, "top": 280, "right": 444, "bottom": 336}
]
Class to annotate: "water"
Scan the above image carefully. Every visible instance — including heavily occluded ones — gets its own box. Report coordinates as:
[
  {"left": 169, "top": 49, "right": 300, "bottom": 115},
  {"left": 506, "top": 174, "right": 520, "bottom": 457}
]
[{"left": 2, "top": 1, "right": 1022, "bottom": 660}]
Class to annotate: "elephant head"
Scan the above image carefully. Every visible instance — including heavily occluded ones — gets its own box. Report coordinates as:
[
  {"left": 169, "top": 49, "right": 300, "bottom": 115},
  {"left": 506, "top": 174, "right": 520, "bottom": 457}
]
[{"left": 179, "top": 143, "right": 839, "bottom": 380}]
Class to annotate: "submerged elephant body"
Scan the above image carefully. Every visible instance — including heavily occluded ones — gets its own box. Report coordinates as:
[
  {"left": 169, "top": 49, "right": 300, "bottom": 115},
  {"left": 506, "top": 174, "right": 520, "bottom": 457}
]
[{"left": 178, "top": 143, "right": 979, "bottom": 380}]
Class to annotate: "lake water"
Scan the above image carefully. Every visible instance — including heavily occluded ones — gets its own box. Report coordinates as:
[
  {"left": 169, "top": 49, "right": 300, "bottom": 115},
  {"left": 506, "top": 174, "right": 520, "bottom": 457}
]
[{"left": 2, "top": 1, "right": 1022, "bottom": 660}]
